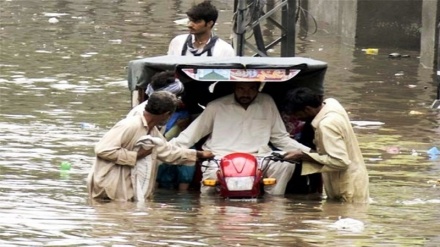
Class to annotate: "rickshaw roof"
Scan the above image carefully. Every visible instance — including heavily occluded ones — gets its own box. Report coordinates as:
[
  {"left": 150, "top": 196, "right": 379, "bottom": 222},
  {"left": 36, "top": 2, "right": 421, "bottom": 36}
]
[
  {"left": 127, "top": 55, "right": 327, "bottom": 92},
  {"left": 127, "top": 55, "right": 327, "bottom": 113}
]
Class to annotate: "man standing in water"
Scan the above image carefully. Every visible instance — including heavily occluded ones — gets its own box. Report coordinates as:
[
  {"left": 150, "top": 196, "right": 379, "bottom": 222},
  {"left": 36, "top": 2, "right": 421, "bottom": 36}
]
[
  {"left": 87, "top": 91, "right": 213, "bottom": 201},
  {"left": 283, "top": 87, "right": 370, "bottom": 203},
  {"left": 167, "top": 1, "right": 235, "bottom": 57},
  {"left": 161, "top": 1, "right": 235, "bottom": 191}
]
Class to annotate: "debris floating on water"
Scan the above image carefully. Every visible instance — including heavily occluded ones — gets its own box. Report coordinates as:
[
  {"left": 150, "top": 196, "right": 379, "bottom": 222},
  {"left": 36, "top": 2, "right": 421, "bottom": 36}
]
[
  {"left": 395, "top": 71, "right": 405, "bottom": 76},
  {"left": 80, "top": 122, "right": 98, "bottom": 129},
  {"left": 409, "top": 110, "right": 424, "bottom": 115},
  {"left": 48, "top": 17, "right": 59, "bottom": 24},
  {"left": 329, "top": 217, "right": 365, "bottom": 233},
  {"left": 388, "top": 53, "right": 410, "bottom": 59},
  {"left": 411, "top": 149, "right": 419, "bottom": 156},
  {"left": 60, "top": 161, "right": 71, "bottom": 170},
  {"left": 109, "top": 39, "right": 122, "bottom": 44},
  {"left": 350, "top": 121, "right": 385, "bottom": 127},
  {"left": 427, "top": 147, "right": 440, "bottom": 156},
  {"left": 361, "top": 48, "right": 378, "bottom": 55}
]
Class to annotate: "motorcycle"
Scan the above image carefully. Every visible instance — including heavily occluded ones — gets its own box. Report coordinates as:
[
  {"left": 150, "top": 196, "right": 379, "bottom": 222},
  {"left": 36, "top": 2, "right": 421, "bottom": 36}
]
[{"left": 201, "top": 152, "right": 292, "bottom": 199}]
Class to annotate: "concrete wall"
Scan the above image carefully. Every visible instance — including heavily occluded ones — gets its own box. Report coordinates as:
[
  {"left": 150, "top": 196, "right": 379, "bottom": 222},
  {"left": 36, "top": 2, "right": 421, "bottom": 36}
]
[
  {"left": 306, "top": 0, "right": 357, "bottom": 46},
  {"left": 420, "top": 0, "right": 439, "bottom": 69},
  {"left": 306, "top": 0, "right": 423, "bottom": 49},
  {"left": 305, "top": 0, "right": 438, "bottom": 70},
  {"left": 356, "top": 0, "right": 422, "bottom": 49}
]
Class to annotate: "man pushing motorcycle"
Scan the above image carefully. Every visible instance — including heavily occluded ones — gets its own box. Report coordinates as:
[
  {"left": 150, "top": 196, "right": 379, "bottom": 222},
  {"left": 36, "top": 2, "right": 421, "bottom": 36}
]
[{"left": 169, "top": 81, "right": 312, "bottom": 196}]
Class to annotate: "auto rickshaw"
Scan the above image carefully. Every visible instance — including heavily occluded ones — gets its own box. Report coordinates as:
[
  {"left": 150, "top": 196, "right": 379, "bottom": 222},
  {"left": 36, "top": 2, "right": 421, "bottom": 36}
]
[{"left": 127, "top": 55, "right": 327, "bottom": 197}]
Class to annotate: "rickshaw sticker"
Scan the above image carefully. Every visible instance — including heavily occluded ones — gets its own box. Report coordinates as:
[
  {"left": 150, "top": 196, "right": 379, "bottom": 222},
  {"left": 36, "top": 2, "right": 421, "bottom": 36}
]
[
  {"left": 181, "top": 68, "right": 300, "bottom": 82},
  {"left": 182, "top": 68, "right": 230, "bottom": 81},
  {"left": 198, "top": 69, "right": 231, "bottom": 80},
  {"left": 230, "top": 69, "right": 301, "bottom": 81}
]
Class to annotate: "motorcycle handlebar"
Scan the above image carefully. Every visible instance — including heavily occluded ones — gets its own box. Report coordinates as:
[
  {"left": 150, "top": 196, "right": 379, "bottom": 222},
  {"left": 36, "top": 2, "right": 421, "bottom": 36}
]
[
  {"left": 199, "top": 152, "right": 297, "bottom": 174},
  {"left": 199, "top": 152, "right": 289, "bottom": 164}
]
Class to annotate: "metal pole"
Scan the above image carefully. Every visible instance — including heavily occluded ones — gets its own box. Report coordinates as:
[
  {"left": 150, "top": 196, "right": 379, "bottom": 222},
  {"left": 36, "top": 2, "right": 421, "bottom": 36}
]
[
  {"left": 281, "top": 0, "right": 296, "bottom": 57},
  {"left": 252, "top": 0, "right": 267, "bottom": 56},
  {"left": 298, "top": 0, "right": 309, "bottom": 38},
  {"left": 431, "top": 20, "right": 440, "bottom": 108},
  {"left": 235, "top": 0, "right": 247, "bottom": 56}
]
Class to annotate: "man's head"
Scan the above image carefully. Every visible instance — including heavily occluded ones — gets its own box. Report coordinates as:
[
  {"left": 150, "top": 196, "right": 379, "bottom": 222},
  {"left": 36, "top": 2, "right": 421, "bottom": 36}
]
[
  {"left": 233, "top": 82, "right": 260, "bottom": 108},
  {"left": 145, "top": 71, "right": 184, "bottom": 97},
  {"left": 145, "top": 91, "right": 179, "bottom": 125},
  {"left": 150, "top": 71, "right": 176, "bottom": 91},
  {"left": 284, "top": 87, "right": 323, "bottom": 122},
  {"left": 186, "top": 1, "right": 218, "bottom": 34}
]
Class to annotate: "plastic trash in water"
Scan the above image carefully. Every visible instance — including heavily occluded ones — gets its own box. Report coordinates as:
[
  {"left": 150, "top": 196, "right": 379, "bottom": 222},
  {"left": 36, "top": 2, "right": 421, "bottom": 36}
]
[
  {"left": 60, "top": 161, "right": 72, "bottom": 171},
  {"left": 427, "top": 147, "right": 440, "bottom": 156},
  {"left": 361, "top": 48, "right": 378, "bottom": 55},
  {"left": 48, "top": 17, "right": 59, "bottom": 24},
  {"left": 409, "top": 110, "right": 423, "bottom": 115},
  {"left": 427, "top": 147, "right": 440, "bottom": 160},
  {"left": 80, "top": 122, "right": 98, "bottom": 129},
  {"left": 429, "top": 155, "right": 439, "bottom": 161},
  {"left": 411, "top": 149, "right": 419, "bottom": 156},
  {"left": 388, "top": 53, "right": 410, "bottom": 59},
  {"left": 329, "top": 217, "right": 365, "bottom": 233},
  {"left": 60, "top": 161, "right": 71, "bottom": 179}
]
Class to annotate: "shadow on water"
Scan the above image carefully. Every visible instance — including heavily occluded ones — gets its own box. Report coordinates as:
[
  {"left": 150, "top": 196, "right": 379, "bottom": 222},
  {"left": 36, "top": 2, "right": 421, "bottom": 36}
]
[{"left": 0, "top": 0, "right": 439, "bottom": 246}]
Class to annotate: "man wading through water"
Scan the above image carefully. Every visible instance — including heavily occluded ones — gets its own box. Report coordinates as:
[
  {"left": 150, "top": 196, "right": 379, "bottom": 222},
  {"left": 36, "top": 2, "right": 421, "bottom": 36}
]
[
  {"left": 160, "top": 1, "right": 235, "bottom": 191},
  {"left": 167, "top": 0, "right": 235, "bottom": 57}
]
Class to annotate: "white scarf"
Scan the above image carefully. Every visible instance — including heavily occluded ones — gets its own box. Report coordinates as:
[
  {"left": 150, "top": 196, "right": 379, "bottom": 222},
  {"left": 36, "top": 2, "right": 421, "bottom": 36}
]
[{"left": 145, "top": 79, "right": 184, "bottom": 97}]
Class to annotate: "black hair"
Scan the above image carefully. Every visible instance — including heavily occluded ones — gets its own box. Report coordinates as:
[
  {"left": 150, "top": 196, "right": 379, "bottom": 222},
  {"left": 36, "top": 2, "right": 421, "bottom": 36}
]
[
  {"left": 145, "top": 91, "right": 178, "bottom": 115},
  {"left": 150, "top": 71, "right": 176, "bottom": 90},
  {"left": 186, "top": 1, "right": 218, "bottom": 28},
  {"left": 284, "top": 87, "right": 323, "bottom": 114}
]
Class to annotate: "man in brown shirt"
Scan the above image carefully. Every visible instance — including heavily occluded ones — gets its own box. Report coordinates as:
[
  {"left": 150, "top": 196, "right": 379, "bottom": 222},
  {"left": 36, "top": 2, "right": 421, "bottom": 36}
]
[
  {"left": 283, "top": 87, "right": 370, "bottom": 203},
  {"left": 87, "top": 91, "right": 213, "bottom": 201}
]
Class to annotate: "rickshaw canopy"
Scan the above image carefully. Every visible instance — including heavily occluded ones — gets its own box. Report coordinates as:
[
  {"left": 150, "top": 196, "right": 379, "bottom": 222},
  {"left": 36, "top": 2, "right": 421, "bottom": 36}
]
[{"left": 127, "top": 55, "right": 327, "bottom": 112}]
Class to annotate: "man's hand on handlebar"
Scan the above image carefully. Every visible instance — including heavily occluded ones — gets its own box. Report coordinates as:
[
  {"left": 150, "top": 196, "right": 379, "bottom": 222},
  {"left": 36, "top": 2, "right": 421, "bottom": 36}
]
[
  {"left": 196, "top": 150, "right": 215, "bottom": 160},
  {"left": 283, "top": 149, "right": 304, "bottom": 161}
]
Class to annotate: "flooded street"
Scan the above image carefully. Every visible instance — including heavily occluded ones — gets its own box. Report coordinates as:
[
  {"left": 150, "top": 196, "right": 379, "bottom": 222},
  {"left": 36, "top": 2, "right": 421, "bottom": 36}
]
[{"left": 1, "top": 0, "right": 439, "bottom": 246}]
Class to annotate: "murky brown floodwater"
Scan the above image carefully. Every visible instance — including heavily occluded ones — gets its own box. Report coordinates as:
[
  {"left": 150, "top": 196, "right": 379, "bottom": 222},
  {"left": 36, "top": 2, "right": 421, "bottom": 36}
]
[{"left": 1, "top": 0, "right": 439, "bottom": 246}]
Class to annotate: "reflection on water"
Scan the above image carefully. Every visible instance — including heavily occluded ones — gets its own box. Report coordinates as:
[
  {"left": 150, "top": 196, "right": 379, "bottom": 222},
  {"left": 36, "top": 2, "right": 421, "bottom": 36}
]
[{"left": 1, "top": 0, "right": 439, "bottom": 246}]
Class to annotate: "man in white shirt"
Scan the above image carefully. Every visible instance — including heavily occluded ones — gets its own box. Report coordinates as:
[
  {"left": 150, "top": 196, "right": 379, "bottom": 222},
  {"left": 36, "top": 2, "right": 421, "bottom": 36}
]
[
  {"left": 170, "top": 82, "right": 311, "bottom": 195},
  {"left": 167, "top": 1, "right": 235, "bottom": 57}
]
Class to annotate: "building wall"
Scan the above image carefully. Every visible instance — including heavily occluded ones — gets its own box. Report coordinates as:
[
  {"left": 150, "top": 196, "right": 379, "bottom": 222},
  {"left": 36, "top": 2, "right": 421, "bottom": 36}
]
[
  {"left": 306, "top": 0, "right": 357, "bottom": 46},
  {"left": 356, "top": 0, "right": 422, "bottom": 49},
  {"left": 420, "top": 0, "right": 439, "bottom": 69},
  {"left": 305, "top": 0, "right": 438, "bottom": 69}
]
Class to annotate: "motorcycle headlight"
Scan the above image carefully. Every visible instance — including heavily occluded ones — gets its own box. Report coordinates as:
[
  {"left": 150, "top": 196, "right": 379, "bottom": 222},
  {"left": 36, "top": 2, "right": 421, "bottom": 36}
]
[{"left": 225, "top": 176, "right": 254, "bottom": 191}]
